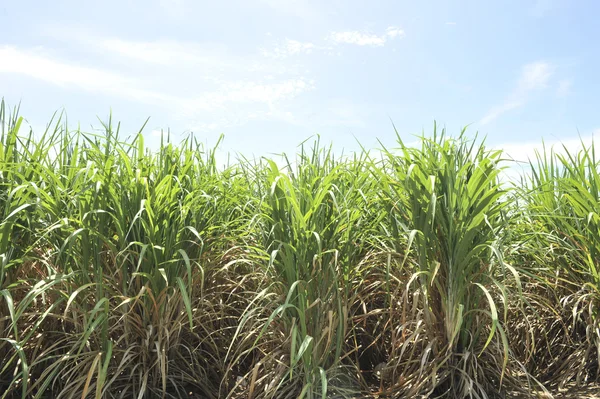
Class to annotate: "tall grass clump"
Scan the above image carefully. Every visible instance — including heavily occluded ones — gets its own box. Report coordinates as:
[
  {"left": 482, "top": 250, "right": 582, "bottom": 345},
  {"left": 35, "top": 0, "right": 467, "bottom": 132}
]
[
  {"left": 231, "top": 141, "right": 381, "bottom": 398},
  {"left": 374, "top": 125, "right": 525, "bottom": 397},
  {"left": 0, "top": 102, "right": 258, "bottom": 398},
  {"left": 520, "top": 142, "right": 600, "bottom": 387}
]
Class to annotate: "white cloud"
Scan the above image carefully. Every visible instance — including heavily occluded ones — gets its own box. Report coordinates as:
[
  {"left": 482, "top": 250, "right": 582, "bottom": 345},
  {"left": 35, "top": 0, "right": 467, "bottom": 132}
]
[
  {"left": 192, "top": 78, "right": 315, "bottom": 107},
  {"left": 262, "top": 26, "right": 404, "bottom": 58},
  {"left": 0, "top": 45, "right": 171, "bottom": 103},
  {"left": 445, "top": 22, "right": 457, "bottom": 25},
  {"left": 480, "top": 61, "right": 554, "bottom": 125},
  {"left": 385, "top": 26, "right": 405, "bottom": 38},
  {"left": 497, "top": 132, "right": 598, "bottom": 164},
  {"left": 518, "top": 61, "right": 553, "bottom": 91},
  {"left": 97, "top": 38, "right": 209, "bottom": 65},
  {"left": 42, "top": 27, "right": 294, "bottom": 76},
  {"left": 329, "top": 31, "right": 385, "bottom": 47},
  {"left": 175, "top": 78, "right": 315, "bottom": 130},
  {"left": 5, "top": 27, "right": 320, "bottom": 132},
  {"left": 261, "top": 39, "right": 317, "bottom": 58},
  {"left": 556, "top": 79, "right": 572, "bottom": 97},
  {"left": 87, "top": 38, "right": 278, "bottom": 74},
  {"left": 328, "top": 26, "right": 404, "bottom": 47},
  {"left": 284, "top": 40, "right": 316, "bottom": 55},
  {"left": 0, "top": 45, "right": 314, "bottom": 116},
  {"left": 164, "top": 78, "right": 316, "bottom": 131},
  {"left": 495, "top": 131, "right": 599, "bottom": 182},
  {"left": 479, "top": 101, "right": 524, "bottom": 126}
]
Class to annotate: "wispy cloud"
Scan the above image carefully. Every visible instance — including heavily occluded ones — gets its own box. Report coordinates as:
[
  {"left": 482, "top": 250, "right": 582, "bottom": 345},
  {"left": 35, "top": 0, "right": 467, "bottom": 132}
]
[
  {"left": 519, "top": 61, "right": 553, "bottom": 91},
  {"left": 495, "top": 131, "right": 599, "bottom": 182},
  {"left": 8, "top": 23, "right": 327, "bottom": 134},
  {"left": 72, "top": 36, "right": 286, "bottom": 75},
  {"left": 190, "top": 78, "right": 315, "bottom": 108},
  {"left": 498, "top": 131, "right": 598, "bottom": 164},
  {"left": 261, "top": 39, "right": 318, "bottom": 58},
  {"left": 385, "top": 26, "right": 405, "bottom": 38},
  {"left": 96, "top": 38, "right": 213, "bottom": 65},
  {"left": 328, "top": 26, "right": 404, "bottom": 47},
  {"left": 0, "top": 45, "right": 314, "bottom": 114},
  {"left": 480, "top": 61, "right": 554, "bottom": 125},
  {"left": 556, "top": 79, "right": 572, "bottom": 97},
  {"left": 0, "top": 45, "right": 170, "bottom": 103},
  {"left": 479, "top": 101, "right": 525, "bottom": 126},
  {"left": 42, "top": 26, "right": 297, "bottom": 76},
  {"left": 262, "top": 26, "right": 404, "bottom": 58},
  {"left": 10, "top": 23, "right": 400, "bottom": 133}
]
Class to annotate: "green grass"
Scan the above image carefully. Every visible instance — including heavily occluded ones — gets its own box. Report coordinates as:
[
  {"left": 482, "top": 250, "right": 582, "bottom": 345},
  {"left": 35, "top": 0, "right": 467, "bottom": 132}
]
[{"left": 1, "top": 101, "right": 600, "bottom": 398}]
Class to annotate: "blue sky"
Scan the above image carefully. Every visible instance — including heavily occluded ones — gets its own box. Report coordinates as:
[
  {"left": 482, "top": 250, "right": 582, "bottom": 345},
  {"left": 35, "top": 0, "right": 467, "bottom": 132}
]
[{"left": 1, "top": 0, "right": 598, "bottom": 162}]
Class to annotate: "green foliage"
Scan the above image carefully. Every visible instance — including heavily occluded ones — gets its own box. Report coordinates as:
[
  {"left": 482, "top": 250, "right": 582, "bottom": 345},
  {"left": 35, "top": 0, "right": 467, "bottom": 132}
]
[
  {"left": 1, "top": 100, "right": 600, "bottom": 398},
  {"left": 375, "top": 125, "right": 517, "bottom": 397},
  {"left": 520, "top": 141, "right": 600, "bottom": 386}
]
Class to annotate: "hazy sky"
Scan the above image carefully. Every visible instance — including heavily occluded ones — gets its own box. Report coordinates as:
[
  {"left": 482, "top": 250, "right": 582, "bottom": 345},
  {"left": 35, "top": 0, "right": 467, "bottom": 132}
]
[{"left": 1, "top": 0, "right": 597, "bottom": 161}]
